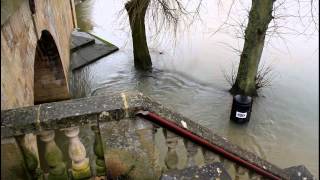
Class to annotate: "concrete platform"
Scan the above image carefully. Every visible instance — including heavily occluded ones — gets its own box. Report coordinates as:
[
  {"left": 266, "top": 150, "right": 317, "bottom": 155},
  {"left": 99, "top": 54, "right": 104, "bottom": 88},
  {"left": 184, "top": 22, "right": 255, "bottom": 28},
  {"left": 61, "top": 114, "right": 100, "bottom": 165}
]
[
  {"left": 70, "top": 34, "right": 95, "bottom": 52},
  {"left": 70, "top": 31, "right": 119, "bottom": 70}
]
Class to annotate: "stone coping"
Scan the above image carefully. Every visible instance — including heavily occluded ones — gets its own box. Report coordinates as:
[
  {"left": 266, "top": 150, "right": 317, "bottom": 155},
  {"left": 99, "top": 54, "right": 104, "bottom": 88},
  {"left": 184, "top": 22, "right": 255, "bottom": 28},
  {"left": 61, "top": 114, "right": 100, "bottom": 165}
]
[{"left": 1, "top": 92, "right": 289, "bottom": 179}]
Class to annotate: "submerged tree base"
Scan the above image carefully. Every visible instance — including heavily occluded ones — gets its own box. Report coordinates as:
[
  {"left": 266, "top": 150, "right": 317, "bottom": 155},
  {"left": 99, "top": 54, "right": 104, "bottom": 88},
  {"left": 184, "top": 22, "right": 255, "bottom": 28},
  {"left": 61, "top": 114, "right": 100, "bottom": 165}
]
[
  {"left": 229, "top": 84, "right": 258, "bottom": 97},
  {"left": 126, "top": 0, "right": 153, "bottom": 71}
]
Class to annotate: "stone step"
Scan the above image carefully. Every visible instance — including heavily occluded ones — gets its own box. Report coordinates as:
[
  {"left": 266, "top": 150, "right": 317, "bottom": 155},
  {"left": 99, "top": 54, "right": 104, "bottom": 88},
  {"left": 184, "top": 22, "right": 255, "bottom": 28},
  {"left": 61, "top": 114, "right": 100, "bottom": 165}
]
[
  {"left": 70, "top": 43, "right": 118, "bottom": 70},
  {"left": 70, "top": 31, "right": 96, "bottom": 52}
]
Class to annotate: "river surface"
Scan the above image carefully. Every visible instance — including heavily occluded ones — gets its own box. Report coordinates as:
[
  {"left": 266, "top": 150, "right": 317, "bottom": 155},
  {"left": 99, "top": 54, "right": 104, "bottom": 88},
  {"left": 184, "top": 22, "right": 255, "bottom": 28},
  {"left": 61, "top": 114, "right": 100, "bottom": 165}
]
[{"left": 72, "top": 0, "right": 319, "bottom": 177}]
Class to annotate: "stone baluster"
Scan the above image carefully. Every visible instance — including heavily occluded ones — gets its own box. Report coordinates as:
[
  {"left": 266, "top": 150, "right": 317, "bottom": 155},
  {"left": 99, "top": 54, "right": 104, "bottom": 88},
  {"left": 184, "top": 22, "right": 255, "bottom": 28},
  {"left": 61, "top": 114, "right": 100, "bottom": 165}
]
[
  {"left": 248, "top": 171, "right": 262, "bottom": 180},
  {"left": 16, "top": 133, "right": 43, "bottom": 180},
  {"left": 223, "top": 158, "right": 236, "bottom": 178},
  {"left": 219, "top": 155, "right": 225, "bottom": 163},
  {"left": 91, "top": 125, "right": 106, "bottom": 176},
  {"left": 64, "top": 127, "right": 91, "bottom": 180},
  {"left": 202, "top": 147, "right": 219, "bottom": 164},
  {"left": 184, "top": 140, "right": 198, "bottom": 167},
  {"left": 235, "top": 165, "right": 249, "bottom": 180},
  {"left": 38, "top": 130, "right": 68, "bottom": 180},
  {"left": 164, "top": 130, "right": 179, "bottom": 170}
]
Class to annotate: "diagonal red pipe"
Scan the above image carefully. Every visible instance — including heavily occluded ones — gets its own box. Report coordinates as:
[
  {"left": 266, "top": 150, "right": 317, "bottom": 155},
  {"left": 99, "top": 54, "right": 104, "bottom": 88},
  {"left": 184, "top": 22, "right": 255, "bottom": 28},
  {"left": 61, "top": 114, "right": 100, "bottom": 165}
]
[{"left": 136, "top": 110, "right": 283, "bottom": 180}]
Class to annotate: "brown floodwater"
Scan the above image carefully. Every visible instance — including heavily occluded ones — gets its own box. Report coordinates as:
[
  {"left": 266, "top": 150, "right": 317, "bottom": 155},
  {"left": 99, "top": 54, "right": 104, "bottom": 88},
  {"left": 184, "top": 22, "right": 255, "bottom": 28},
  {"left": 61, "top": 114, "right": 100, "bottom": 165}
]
[{"left": 71, "top": 0, "right": 319, "bottom": 177}]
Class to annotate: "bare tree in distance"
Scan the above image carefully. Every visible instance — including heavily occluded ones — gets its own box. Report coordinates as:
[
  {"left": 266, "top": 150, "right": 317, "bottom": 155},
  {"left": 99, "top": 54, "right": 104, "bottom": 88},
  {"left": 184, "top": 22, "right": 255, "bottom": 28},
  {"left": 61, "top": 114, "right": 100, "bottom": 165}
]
[
  {"left": 124, "top": 0, "right": 203, "bottom": 70},
  {"left": 212, "top": 0, "right": 319, "bottom": 96}
]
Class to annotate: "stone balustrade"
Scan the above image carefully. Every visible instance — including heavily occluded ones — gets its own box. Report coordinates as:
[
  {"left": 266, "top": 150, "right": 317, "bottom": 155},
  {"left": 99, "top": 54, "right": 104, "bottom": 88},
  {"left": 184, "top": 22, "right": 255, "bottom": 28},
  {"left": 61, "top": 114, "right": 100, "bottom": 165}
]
[{"left": 2, "top": 92, "right": 312, "bottom": 179}]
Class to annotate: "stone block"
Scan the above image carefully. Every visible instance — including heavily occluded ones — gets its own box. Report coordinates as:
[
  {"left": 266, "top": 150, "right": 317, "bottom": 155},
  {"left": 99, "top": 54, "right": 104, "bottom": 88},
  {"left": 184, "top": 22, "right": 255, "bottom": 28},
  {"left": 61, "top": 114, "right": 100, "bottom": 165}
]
[{"left": 99, "top": 118, "right": 161, "bottom": 179}]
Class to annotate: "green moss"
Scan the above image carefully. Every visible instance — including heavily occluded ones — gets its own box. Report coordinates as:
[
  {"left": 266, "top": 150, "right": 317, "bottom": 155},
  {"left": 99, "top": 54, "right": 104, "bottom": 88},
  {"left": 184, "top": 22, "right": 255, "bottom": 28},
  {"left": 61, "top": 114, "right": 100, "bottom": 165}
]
[
  {"left": 86, "top": 32, "right": 114, "bottom": 47},
  {"left": 71, "top": 165, "right": 91, "bottom": 180},
  {"left": 95, "top": 160, "right": 106, "bottom": 176},
  {"left": 47, "top": 166, "right": 68, "bottom": 180},
  {"left": 22, "top": 148, "right": 38, "bottom": 172},
  {"left": 45, "top": 148, "right": 64, "bottom": 167},
  {"left": 96, "top": 159, "right": 105, "bottom": 167},
  {"left": 94, "top": 134, "right": 104, "bottom": 158}
]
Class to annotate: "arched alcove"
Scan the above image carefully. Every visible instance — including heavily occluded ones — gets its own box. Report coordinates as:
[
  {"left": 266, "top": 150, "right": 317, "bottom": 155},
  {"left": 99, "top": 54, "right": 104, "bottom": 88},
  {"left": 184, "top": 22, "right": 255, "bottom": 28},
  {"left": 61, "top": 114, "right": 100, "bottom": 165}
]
[{"left": 34, "top": 30, "right": 70, "bottom": 104}]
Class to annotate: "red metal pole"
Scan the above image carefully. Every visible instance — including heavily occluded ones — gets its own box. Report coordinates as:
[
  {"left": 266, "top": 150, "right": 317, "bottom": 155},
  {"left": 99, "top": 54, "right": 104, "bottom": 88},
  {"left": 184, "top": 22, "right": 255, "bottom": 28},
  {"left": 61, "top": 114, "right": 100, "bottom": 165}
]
[{"left": 136, "top": 110, "right": 283, "bottom": 180}]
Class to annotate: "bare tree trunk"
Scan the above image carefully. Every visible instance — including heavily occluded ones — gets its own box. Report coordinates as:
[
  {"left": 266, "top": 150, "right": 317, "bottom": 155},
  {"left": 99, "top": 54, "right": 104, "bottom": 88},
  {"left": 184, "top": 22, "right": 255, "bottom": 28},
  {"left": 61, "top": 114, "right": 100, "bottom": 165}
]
[
  {"left": 125, "top": 0, "right": 152, "bottom": 70},
  {"left": 230, "top": 0, "right": 274, "bottom": 96}
]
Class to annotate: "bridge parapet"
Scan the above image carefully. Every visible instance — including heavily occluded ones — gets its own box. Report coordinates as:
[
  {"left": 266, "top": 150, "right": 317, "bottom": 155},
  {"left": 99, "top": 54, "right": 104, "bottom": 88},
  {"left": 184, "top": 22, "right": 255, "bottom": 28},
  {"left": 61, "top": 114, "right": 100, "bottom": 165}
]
[
  {"left": 1, "top": 0, "right": 76, "bottom": 109},
  {"left": 1, "top": 92, "right": 313, "bottom": 179}
]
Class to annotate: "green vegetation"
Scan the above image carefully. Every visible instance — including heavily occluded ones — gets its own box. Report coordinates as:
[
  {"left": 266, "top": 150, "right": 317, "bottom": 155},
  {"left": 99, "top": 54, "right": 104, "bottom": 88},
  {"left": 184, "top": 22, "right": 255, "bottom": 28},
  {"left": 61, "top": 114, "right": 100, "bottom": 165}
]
[{"left": 86, "top": 32, "right": 115, "bottom": 47}]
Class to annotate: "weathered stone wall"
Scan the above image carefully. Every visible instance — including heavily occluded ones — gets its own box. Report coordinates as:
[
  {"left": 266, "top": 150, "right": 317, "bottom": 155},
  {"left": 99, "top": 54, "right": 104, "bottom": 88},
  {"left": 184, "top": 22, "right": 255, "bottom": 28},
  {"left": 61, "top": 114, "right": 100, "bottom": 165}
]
[
  {"left": 1, "top": 0, "right": 76, "bottom": 110},
  {"left": 1, "top": 0, "right": 37, "bottom": 109}
]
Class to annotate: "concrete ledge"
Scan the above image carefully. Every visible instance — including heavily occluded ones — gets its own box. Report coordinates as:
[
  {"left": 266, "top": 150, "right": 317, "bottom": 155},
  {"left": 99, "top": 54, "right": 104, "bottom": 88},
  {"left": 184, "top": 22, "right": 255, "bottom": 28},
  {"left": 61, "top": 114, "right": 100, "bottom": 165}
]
[
  {"left": 70, "top": 31, "right": 119, "bottom": 71},
  {"left": 1, "top": 92, "right": 295, "bottom": 179},
  {"left": 161, "top": 163, "right": 232, "bottom": 179}
]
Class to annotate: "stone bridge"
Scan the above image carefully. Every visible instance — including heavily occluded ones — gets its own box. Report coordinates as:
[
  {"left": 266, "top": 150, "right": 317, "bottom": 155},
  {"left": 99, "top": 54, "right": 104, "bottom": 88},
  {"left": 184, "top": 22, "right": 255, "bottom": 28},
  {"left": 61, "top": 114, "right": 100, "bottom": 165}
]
[{"left": 1, "top": 0, "right": 77, "bottom": 109}]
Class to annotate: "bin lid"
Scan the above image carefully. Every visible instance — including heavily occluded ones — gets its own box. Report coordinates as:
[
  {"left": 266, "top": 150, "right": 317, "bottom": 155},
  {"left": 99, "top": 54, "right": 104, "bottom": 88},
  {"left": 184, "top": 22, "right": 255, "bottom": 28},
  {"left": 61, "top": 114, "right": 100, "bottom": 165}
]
[{"left": 234, "top": 94, "right": 252, "bottom": 105}]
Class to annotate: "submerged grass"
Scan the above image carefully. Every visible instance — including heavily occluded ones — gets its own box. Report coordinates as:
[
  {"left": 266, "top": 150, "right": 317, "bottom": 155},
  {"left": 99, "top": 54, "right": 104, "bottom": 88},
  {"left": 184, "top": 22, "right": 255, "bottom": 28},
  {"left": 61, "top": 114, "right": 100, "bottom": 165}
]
[
  {"left": 223, "top": 62, "right": 278, "bottom": 94},
  {"left": 86, "top": 32, "right": 115, "bottom": 47}
]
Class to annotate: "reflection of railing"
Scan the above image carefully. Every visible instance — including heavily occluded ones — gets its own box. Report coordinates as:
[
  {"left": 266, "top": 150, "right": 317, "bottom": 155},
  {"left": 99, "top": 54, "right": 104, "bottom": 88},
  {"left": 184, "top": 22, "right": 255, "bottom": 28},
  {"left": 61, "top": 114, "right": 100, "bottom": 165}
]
[{"left": 2, "top": 92, "right": 290, "bottom": 179}]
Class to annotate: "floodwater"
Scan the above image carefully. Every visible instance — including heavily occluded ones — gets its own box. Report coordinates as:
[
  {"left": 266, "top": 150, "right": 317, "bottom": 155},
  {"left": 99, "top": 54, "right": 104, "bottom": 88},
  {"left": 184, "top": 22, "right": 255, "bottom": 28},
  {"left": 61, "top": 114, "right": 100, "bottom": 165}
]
[{"left": 71, "top": 0, "right": 319, "bottom": 177}]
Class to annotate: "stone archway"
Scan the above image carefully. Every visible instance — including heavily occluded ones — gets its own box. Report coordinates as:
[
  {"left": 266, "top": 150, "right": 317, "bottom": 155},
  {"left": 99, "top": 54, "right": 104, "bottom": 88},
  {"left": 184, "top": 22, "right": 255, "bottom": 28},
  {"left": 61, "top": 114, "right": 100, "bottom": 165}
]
[{"left": 34, "top": 30, "right": 70, "bottom": 104}]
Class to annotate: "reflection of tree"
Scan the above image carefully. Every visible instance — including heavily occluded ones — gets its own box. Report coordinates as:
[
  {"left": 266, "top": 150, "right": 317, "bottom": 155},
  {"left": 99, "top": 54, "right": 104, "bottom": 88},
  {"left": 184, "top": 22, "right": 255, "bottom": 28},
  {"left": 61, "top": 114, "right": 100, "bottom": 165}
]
[{"left": 75, "top": 0, "right": 94, "bottom": 32}]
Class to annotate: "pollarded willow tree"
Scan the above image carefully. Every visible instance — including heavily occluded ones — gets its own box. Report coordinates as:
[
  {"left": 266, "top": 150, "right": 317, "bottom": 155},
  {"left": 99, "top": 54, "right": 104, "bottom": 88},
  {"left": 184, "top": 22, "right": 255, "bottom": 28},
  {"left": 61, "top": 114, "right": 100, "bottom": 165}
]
[
  {"left": 125, "top": 0, "right": 202, "bottom": 70},
  {"left": 217, "top": 0, "right": 318, "bottom": 96},
  {"left": 230, "top": 0, "right": 275, "bottom": 96}
]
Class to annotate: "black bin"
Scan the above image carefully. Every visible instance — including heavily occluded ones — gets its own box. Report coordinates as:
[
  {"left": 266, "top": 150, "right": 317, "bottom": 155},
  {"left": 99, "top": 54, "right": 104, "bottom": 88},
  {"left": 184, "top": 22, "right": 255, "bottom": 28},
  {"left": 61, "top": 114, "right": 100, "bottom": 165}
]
[{"left": 230, "top": 94, "right": 253, "bottom": 124}]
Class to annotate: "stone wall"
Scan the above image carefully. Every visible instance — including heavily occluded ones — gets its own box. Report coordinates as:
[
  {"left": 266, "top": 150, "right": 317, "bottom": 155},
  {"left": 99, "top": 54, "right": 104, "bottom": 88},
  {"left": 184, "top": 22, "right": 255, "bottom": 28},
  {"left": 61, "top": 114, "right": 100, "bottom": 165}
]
[
  {"left": 1, "top": 92, "right": 298, "bottom": 179},
  {"left": 1, "top": 0, "right": 76, "bottom": 110}
]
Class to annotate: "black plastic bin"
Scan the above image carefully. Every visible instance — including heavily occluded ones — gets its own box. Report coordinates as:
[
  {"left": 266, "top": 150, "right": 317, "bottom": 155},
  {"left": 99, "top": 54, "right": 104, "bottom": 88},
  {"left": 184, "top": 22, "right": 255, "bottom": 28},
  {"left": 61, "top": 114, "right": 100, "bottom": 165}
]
[{"left": 230, "top": 94, "right": 253, "bottom": 124}]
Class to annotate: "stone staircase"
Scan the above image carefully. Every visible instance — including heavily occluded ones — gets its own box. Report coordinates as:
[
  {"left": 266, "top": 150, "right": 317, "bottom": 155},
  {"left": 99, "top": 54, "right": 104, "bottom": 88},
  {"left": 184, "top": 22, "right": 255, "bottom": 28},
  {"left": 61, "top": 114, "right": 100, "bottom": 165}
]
[
  {"left": 70, "top": 31, "right": 119, "bottom": 71},
  {"left": 1, "top": 93, "right": 316, "bottom": 180}
]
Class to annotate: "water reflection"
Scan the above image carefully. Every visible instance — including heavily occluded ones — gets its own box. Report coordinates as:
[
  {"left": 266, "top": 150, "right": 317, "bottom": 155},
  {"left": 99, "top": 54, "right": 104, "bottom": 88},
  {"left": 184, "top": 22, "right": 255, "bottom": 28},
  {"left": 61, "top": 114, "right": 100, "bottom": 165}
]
[
  {"left": 72, "top": 0, "right": 319, "bottom": 177},
  {"left": 75, "top": 0, "right": 94, "bottom": 32}
]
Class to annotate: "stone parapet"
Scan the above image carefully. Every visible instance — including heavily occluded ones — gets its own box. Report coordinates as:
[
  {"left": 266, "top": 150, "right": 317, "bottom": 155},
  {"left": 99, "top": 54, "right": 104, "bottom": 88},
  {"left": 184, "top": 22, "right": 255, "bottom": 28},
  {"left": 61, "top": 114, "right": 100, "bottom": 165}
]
[{"left": 2, "top": 92, "right": 314, "bottom": 179}]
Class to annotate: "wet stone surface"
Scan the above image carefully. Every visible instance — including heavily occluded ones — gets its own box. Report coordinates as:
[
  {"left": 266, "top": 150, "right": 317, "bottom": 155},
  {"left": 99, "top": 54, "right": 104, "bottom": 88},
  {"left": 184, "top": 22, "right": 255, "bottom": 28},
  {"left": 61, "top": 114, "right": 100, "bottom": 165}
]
[
  {"left": 1, "top": 105, "right": 40, "bottom": 137},
  {"left": 70, "top": 33, "right": 95, "bottom": 52},
  {"left": 283, "top": 165, "right": 315, "bottom": 180},
  {"left": 71, "top": 43, "right": 119, "bottom": 70},
  {"left": 70, "top": 31, "right": 119, "bottom": 70},
  {"left": 1, "top": 92, "right": 313, "bottom": 179},
  {"left": 160, "top": 163, "right": 232, "bottom": 180}
]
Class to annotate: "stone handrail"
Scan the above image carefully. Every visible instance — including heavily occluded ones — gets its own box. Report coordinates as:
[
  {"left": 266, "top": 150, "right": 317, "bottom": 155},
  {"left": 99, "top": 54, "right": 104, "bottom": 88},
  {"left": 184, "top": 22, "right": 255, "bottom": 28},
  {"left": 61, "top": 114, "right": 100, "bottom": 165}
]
[{"left": 1, "top": 92, "right": 290, "bottom": 179}]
